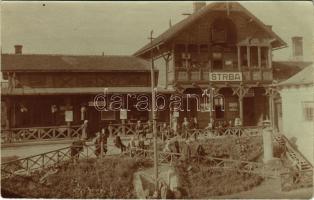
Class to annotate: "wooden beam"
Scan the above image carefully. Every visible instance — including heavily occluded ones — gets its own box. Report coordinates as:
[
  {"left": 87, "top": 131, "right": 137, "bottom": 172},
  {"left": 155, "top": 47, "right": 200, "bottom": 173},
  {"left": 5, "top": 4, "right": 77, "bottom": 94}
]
[
  {"left": 232, "top": 85, "right": 250, "bottom": 125},
  {"left": 247, "top": 46, "right": 251, "bottom": 68},
  {"left": 268, "top": 46, "right": 272, "bottom": 68},
  {"left": 237, "top": 46, "right": 241, "bottom": 71},
  {"left": 258, "top": 46, "right": 261, "bottom": 68}
]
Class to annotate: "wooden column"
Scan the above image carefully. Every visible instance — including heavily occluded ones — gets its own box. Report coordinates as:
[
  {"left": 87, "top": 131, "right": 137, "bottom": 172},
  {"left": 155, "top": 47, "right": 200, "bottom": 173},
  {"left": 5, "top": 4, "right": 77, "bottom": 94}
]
[
  {"left": 232, "top": 85, "right": 250, "bottom": 125},
  {"left": 247, "top": 46, "right": 251, "bottom": 68},
  {"left": 165, "top": 58, "right": 169, "bottom": 88},
  {"left": 122, "top": 119, "right": 126, "bottom": 136},
  {"left": 65, "top": 97, "right": 72, "bottom": 138},
  {"left": 237, "top": 46, "right": 241, "bottom": 71},
  {"left": 258, "top": 46, "right": 261, "bottom": 68},
  {"left": 268, "top": 46, "right": 272, "bottom": 68}
]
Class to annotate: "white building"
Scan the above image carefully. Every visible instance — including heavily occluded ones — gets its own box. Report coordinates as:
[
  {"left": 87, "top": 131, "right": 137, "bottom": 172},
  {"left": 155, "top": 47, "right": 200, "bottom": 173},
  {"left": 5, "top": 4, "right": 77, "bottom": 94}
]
[{"left": 278, "top": 65, "right": 314, "bottom": 164}]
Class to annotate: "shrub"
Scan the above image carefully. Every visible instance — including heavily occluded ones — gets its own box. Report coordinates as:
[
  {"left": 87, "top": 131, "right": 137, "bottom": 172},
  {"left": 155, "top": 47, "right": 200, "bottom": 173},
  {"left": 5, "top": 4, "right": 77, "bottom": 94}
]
[
  {"left": 2, "top": 156, "right": 152, "bottom": 198},
  {"left": 175, "top": 163, "right": 263, "bottom": 198}
]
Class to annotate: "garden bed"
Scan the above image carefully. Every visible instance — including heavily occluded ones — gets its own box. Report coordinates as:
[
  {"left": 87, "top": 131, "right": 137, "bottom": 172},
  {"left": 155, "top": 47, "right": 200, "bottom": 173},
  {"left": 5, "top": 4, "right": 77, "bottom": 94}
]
[
  {"left": 175, "top": 163, "right": 264, "bottom": 198},
  {"left": 2, "top": 156, "right": 152, "bottom": 198}
]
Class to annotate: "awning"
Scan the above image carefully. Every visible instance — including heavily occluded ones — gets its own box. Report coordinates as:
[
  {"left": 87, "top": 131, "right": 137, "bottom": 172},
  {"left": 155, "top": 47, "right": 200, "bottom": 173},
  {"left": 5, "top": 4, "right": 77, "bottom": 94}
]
[{"left": 1, "top": 87, "right": 175, "bottom": 96}]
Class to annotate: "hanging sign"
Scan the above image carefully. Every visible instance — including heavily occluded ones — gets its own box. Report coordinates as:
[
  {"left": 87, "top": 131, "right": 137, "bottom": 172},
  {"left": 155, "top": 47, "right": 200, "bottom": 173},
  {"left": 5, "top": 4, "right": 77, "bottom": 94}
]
[
  {"left": 65, "top": 110, "right": 73, "bottom": 122},
  {"left": 120, "top": 109, "right": 128, "bottom": 120},
  {"left": 229, "top": 102, "right": 238, "bottom": 112},
  {"left": 173, "top": 111, "right": 179, "bottom": 118},
  {"left": 209, "top": 72, "right": 242, "bottom": 82}
]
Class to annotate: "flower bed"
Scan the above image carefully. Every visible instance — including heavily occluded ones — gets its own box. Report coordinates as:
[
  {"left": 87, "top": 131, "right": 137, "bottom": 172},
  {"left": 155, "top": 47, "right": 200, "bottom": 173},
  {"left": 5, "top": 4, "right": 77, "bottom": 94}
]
[
  {"left": 2, "top": 156, "right": 152, "bottom": 198},
  {"left": 175, "top": 163, "right": 264, "bottom": 198}
]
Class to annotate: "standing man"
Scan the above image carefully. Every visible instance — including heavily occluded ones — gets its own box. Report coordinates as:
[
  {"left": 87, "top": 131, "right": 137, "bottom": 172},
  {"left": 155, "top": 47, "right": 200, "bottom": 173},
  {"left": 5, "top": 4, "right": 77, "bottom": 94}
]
[
  {"left": 81, "top": 120, "right": 88, "bottom": 140},
  {"left": 94, "top": 128, "right": 108, "bottom": 158},
  {"left": 135, "top": 120, "right": 144, "bottom": 138},
  {"left": 182, "top": 117, "right": 190, "bottom": 139}
]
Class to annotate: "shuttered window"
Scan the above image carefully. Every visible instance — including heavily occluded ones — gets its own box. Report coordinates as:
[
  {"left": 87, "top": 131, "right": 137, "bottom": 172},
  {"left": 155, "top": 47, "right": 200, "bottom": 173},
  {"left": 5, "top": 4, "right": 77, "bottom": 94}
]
[{"left": 303, "top": 101, "right": 314, "bottom": 121}]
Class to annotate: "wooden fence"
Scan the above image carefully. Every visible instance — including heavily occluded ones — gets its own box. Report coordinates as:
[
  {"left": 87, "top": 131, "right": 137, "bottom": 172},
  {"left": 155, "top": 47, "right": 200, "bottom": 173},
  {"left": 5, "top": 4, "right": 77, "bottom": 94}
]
[
  {"left": 1, "top": 125, "right": 83, "bottom": 143},
  {"left": 1, "top": 124, "right": 262, "bottom": 144}
]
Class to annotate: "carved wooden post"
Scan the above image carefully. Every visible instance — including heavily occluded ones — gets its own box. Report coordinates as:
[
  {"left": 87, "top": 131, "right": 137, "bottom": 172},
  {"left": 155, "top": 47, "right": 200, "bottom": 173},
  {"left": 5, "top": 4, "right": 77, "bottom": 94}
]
[
  {"left": 122, "top": 119, "right": 126, "bottom": 136},
  {"left": 232, "top": 85, "right": 250, "bottom": 126},
  {"left": 247, "top": 46, "right": 251, "bottom": 68},
  {"left": 268, "top": 46, "right": 272, "bottom": 68},
  {"left": 237, "top": 45, "right": 241, "bottom": 71},
  {"left": 258, "top": 46, "right": 261, "bottom": 68},
  {"left": 265, "top": 85, "right": 279, "bottom": 130}
]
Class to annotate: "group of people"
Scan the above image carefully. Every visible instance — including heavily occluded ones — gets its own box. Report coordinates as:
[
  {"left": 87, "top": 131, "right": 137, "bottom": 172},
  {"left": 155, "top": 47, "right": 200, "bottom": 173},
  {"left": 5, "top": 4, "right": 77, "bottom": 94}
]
[
  {"left": 163, "top": 137, "right": 207, "bottom": 164},
  {"left": 71, "top": 116, "right": 242, "bottom": 160}
]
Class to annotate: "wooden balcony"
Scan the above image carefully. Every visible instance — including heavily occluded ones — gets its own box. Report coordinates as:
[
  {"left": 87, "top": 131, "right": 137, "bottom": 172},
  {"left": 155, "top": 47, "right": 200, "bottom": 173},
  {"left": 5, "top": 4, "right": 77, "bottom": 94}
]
[
  {"left": 242, "top": 68, "right": 273, "bottom": 82},
  {"left": 175, "top": 68, "right": 273, "bottom": 83}
]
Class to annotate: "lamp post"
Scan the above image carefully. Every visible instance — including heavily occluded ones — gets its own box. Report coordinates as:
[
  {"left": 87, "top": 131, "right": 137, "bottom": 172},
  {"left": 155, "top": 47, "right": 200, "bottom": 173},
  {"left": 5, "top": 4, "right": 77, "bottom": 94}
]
[{"left": 149, "top": 30, "right": 159, "bottom": 195}]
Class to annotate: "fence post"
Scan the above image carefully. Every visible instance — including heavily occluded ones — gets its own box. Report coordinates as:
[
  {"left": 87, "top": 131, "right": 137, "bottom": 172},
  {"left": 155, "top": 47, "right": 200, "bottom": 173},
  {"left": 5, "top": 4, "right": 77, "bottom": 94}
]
[
  {"left": 122, "top": 120, "right": 126, "bottom": 136},
  {"left": 42, "top": 154, "right": 45, "bottom": 169},
  {"left": 67, "top": 122, "right": 71, "bottom": 138}
]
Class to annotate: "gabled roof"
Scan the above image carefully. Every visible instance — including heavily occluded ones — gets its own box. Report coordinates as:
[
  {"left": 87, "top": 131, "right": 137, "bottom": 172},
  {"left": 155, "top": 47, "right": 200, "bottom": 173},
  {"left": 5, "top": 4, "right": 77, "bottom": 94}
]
[
  {"left": 133, "top": 2, "right": 287, "bottom": 57},
  {"left": 1, "top": 54, "right": 154, "bottom": 72},
  {"left": 273, "top": 61, "right": 313, "bottom": 81},
  {"left": 277, "top": 64, "right": 314, "bottom": 87},
  {"left": 1, "top": 86, "right": 173, "bottom": 95}
]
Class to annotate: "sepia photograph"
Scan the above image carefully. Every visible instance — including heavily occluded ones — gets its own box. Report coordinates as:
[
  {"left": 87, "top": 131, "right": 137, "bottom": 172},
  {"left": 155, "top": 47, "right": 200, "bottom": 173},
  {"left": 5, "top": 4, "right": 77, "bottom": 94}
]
[{"left": 1, "top": 1, "right": 313, "bottom": 198}]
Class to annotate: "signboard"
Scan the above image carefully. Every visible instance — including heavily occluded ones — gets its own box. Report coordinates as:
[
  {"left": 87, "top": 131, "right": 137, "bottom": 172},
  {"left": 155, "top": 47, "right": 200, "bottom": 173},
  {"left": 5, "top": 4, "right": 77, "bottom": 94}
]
[
  {"left": 65, "top": 110, "right": 73, "bottom": 122},
  {"left": 88, "top": 101, "right": 105, "bottom": 107},
  {"left": 209, "top": 72, "right": 242, "bottom": 82},
  {"left": 245, "top": 88, "right": 255, "bottom": 97},
  {"left": 120, "top": 109, "right": 127, "bottom": 120},
  {"left": 228, "top": 102, "right": 238, "bottom": 112},
  {"left": 200, "top": 103, "right": 211, "bottom": 112}
]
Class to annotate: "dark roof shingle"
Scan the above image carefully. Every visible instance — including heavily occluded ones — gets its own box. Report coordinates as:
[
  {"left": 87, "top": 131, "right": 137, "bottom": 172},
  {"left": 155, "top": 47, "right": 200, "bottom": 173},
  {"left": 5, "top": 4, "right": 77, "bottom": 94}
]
[{"left": 1, "top": 54, "right": 153, "bottom": 72}]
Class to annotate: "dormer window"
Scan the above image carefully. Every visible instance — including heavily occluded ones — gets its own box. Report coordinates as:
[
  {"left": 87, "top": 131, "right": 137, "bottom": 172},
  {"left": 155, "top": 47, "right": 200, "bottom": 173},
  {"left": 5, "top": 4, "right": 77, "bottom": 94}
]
[{"left": 210, "top": 17, "right": 237, "bottom": 44}]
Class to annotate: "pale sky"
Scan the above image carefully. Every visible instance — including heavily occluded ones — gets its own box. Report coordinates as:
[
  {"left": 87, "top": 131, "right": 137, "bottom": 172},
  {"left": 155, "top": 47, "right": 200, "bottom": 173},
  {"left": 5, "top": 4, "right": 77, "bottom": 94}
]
[{"left": 1, "top": 1, "right": 314, "bottom": 61}]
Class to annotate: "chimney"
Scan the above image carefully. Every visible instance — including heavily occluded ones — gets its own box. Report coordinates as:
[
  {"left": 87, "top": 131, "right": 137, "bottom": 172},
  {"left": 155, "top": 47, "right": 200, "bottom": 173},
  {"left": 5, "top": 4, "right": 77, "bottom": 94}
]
[
  {"left": 291, "top": 36, "right": 303, "bottom": 61},
  {"left": 14, "top": 45, "right": 23, "bottom": 54},
  {"left": 193, "top": 1, "right": 206, "bottom": 13}
]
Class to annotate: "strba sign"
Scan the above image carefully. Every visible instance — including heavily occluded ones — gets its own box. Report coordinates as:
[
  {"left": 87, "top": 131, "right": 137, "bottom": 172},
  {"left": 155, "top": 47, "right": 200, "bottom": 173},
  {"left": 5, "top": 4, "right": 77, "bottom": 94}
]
[{"left": 209, "top": 72, "right": 242, "bottom": 82}]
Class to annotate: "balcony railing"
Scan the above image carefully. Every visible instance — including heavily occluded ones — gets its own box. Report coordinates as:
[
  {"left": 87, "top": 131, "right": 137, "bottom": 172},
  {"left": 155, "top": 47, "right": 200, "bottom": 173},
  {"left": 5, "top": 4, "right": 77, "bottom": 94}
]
[{"left": 1, "top": 81, "right": 9, "bottom": 88}]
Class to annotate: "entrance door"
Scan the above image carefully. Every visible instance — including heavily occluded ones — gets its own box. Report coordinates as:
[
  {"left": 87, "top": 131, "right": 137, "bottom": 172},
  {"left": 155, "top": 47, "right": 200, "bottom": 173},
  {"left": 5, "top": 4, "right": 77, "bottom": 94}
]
[{"left": 243, "top": 97, "right": 255, "bottom": 126}]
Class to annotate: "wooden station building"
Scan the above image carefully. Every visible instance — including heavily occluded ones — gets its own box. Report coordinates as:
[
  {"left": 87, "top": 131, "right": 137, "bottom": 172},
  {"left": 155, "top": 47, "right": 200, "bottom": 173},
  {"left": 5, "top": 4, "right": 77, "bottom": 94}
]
[
  {"left": 1, "top": 52, "right": 161, "bottom": 134},
  {"left": 2, "top": 2, "right": 299, "bottom": 133},
  {"left": 134, "top": 2, "right": 288, "bottom": 128}
]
